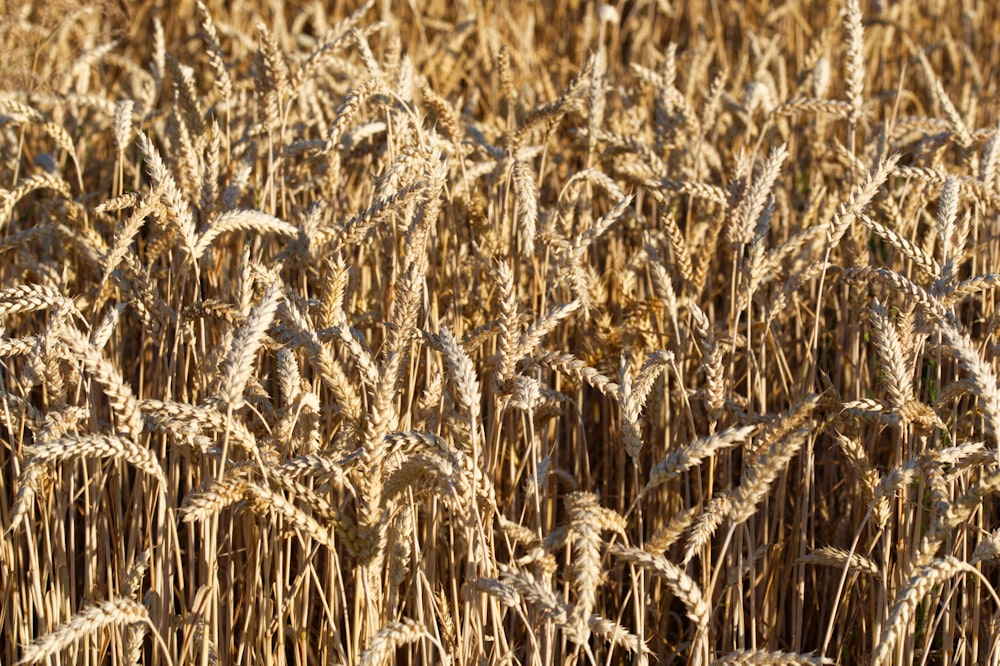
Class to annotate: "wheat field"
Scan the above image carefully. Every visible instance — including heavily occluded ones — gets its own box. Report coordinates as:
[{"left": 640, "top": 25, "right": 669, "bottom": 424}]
[{"left": 2, "top": 0, "right": 1000, "bottom": 663}]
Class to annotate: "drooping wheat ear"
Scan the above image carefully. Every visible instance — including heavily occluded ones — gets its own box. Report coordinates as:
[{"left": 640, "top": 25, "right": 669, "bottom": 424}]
[
  {"left": 644, "top": 425, "right": 757, "bottom": 495},
  {"left": 728, "top": 143, "right": 788, "bottom": 246},
  {"left": 101, "top": 194, "right": 161, "bottom": 285},
  {"left": 254, "top": 22, "right": 289, "bottom": 132},
  {"left": 826, "top": 153, "right": 900, "bottom": 249},
  {"left": 499, "top": 563, "right": 586, "bottom": 645},
  {"left": 61, "top": 326, "right": 144, "bottom": 440},
  {"left": 121, "top": 549, "right": 151, "bottom": 664},
  {"left": 243, "top": 481, "right": 339, "bottom": 550},
  {"left": 914, "top": 467, "right": 1000, "bottom": 568},
  {"left": 840, "top": 266, "right": 954, "bottom": 325},
  {"left": 588, "top": 614, "right": 648, "bottom": 657},
  {"left": 979, "top": 119, "right": 1000, "bottom": 192},
  {"left": 610, "top": 544, "right": 709, "bottom": 664},
  {"left": 419, "top": 80, "right": 462, "bottom": 147},
  {"left": 26, "top": 433, "right": 166, "bottom": 486},
  {"left": 40, "top": 121, "right": 81, "bottom": 188},
  {"left": 683, "top": 493, "right": 732, "bottom": 565},
  {"left": 1, "top": 173, "right": 71, "bottom": 223},
  {"left": 515, "top": 299, "right": 582, "bottom": 361},
  {"left": 619, "top": 355, "right": 644, "bottom": 463},
  {"left": 843, "top": 0, "right": 865, "bottom": 128},
  {"left": 280, "top": 297, "right": 363, "bottom": 425},
  {"left": 935, "top": 176, "right": 961, "bottom": 288},
  {"left": 0, "top": 283, "right": 69, "bottom": 317},
  {"left": 871, "top": 556, "right": 968, "bottom": 666},
  {"left": 937, "top": 319, "right": 1000, "bottom": 449},
  {"left": 731, "top": 397, "right": 820, "bottom": 525},
  {"left": 194, "top": 208, "right": 300, "bottom": 260},
  {"left": 711, "top": 650, "right": 833, "bottom": 665},
  {"left": 218, "top": 280, "right": 282, "bottom": 411},
  {"left": 646, "top": 505, "right": 700, "bottom": 554},
  {"left": 357, "top": 617, "right": 431, "bottom": 666},
  {"left": 687, "top": 303, "right": 724, "bottom": 421},
  {"left": 511, "top": 160, "right": 538, "bottom": 258},
  {"left": 869, "top": 299, "right": 912, "bottom": 411},
  {"left": 532, "top": 351, "right": 622, "bottom": 401},
  {"left": 336, "top": 180, "right": 427, "bottom": 247},
  {"left": 198, "top": 119, "right": 222, "bottom": 217},
  {"left": 18, "top": 598, "right": 152, "bottom": 665},
  {"left": 859, "top": 213, "right": 941, "bottom": 278},
  {"left": 915, "top": 50, "right": 973, "bottom": 148},
  {"left": 566, "top": 492, "right": 604, "bottom": 639},
  {"left": 833, "top": 431, "right": 889, "bottom": 527},
  {"left": 438, "top": 326, "right": 482, "bottom": 429},
  {"left": 196, "top": 0, "right": 232, "bottom": 105},
  {"left": 165, "top": 54, "right": 206, "bottom": 138},
  {"left": 493, "top": 259, "right": 519, "bottom": 391},
  {"left": 800, "top": 545, "right": 879, "bottom": 577},
  {"left": 180, "top": 477, "right": 250, "bottom": 523},
  {"left": 135, "top": 132, "right": 197, "bottom": 259}
]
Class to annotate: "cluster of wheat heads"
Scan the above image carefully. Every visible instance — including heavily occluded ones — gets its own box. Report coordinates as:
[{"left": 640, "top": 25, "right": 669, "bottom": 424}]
[{"left": 2, "top": 0, "right": 1000, "bottom": 663}]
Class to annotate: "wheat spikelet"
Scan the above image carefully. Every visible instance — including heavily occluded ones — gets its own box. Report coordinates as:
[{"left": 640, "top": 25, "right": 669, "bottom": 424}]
[
  {"left": 859, "top": 213, "right": 941, "bottom": 278},
  {"left": 869, "top": 299, "right": 912, "bottom": 410},
  {"left": 826, "top": 153, "right": 900, "bottom": 249},
  {"left": 19, "top": 598, "right": 151, "bottom": 665},
  {"left": 0, "top": 284, "right": 69, "bottom": 317},
  {"left": 731, "top": 413, "right": 814, "bottom": 525},
  {"left": 729, "top": 144, "right": 788, "bottom": 246},
  {"left": 438, "top": 326, "right": 481, "bottom": 427},
  {"left": 180, "top": 476, "right": 250, "bottom": 522}
]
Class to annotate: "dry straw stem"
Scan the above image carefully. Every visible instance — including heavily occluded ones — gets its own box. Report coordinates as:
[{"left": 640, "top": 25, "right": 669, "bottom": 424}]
[{"left": 18, "top": 598, "right": 157, "bottom": 665}]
